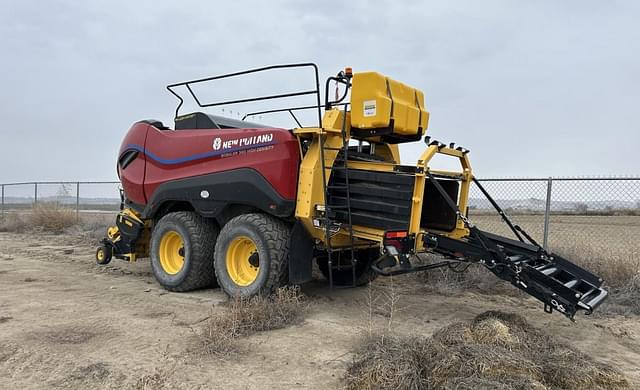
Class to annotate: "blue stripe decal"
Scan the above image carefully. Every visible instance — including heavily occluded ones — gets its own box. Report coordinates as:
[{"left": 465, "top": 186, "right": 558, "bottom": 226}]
[{"left": 123, "top": 142, "right": 277, "bottom": 165}]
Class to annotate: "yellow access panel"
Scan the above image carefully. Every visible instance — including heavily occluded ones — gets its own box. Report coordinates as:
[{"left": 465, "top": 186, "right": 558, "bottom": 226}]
[{"left": 350, "top": 72, "right": 430, "bottom": 136}]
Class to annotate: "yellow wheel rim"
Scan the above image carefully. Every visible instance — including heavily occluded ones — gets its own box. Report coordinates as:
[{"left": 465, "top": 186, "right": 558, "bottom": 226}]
[
  {"left": 97, "top": 248, "right": 105, "bottom": 261},
  {"left": 159, "top": 231, "right": 185, "bottom": 275},
  {"left": 226, "top": 236, "right": 259, "bottom": 286}
]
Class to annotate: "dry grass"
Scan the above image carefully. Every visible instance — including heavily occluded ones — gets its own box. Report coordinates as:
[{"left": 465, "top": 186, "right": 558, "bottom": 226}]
[
  {"left": 133, "top": 349, "right": 177, "bottom": 390},
  {"left": 65, "top": 215, "right": 114, "bottom": 245},
  {"left": 554, "top": 244, "right": 640, "bottom": 289},
  {"left": 0, "top": 213, "right": 28, "bottom": 233},
  {"left": 345, "top": 311, "right": 630, "bottom": 390},
  {"left": 415, "top": 255, "right": 523, "bottom": 297},
  {"left": 29, "top": 203, "right": 77, "bottom": 232},
  {"left": 0, "top": 203, "right": 78, "bottom": 233},
  {"left": 597, "top": 273, "right": 640, "bottom": 316},
  {"left": 198, "top": 286, "right": 306, "bottom": 356},
  {"left": 344, "top": 333, "right": 430, "bottom": 389},
  {"left": 553, "top": 244, "right": 640, "bottom": 316},
  {"left": 134, "top": 364, "right": 176, "bottom": 390}
]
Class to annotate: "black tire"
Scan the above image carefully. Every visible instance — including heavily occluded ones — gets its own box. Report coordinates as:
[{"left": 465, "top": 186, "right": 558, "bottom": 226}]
[
  {"left": 95, "top": 244, "right": 112, "bottom": 265},
  {"left": 214, "top": 213, "right": 290, "bottom": 297},
  {"left": 317, "top": 247, "right": 380, "bottom": 286},
  {"left": 150, "top": 212, "right": 218, "bottom": 292}
]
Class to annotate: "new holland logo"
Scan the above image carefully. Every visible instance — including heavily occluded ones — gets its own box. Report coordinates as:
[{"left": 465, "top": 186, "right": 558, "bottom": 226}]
[{"left": 212, "top": 133, "right": 274, "bottom": 151}]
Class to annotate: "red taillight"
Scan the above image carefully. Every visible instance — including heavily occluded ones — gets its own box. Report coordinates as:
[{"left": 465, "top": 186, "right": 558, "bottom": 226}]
[{"left": 385, "top": 231, "right": 408, "bottom": 239}]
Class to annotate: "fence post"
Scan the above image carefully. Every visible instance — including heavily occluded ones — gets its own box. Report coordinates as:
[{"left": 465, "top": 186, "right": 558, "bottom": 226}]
[
  {"left": 34, "top": 183, "right": 38, "bottom": 205},
  {"left": 76, "top": 182, "right": 80, "bottom": 221},
  {"left": 542, "top": 177, "right": 553, "bottom": 250},
  {"left": 1, "top": 184, "right": 4, "bottom": 219}
]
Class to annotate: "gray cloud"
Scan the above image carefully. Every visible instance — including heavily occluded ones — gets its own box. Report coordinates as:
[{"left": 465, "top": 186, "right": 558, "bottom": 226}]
[{"left": 0, "top": 0, "right": 638, "bottom": 181}]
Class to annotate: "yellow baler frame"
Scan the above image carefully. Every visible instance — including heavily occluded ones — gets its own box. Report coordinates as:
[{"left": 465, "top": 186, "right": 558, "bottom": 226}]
[{"left": 294, "top": 108, "right": 472, "bottom": 253}]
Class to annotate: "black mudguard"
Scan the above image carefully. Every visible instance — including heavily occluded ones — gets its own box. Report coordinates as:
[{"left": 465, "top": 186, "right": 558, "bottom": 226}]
[
  {"left": 142, "top": 168, "right": 295, "bottom": 220},
  {"left": 288, "top": 221, "right": 315, "bottom": 284}
]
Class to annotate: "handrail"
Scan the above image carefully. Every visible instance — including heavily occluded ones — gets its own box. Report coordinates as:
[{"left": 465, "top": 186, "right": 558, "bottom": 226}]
[{"left": 166, "top": 63, "right": 323, "bottom": 128}]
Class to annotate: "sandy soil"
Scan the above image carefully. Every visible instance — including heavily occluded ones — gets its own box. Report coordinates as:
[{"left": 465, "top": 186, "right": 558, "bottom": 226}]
[{"left": 0, "top": 231, "right": 638, "bottom": 389}]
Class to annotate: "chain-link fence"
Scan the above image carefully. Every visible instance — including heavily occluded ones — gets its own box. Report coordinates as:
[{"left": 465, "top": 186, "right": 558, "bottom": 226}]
[
  {"left": 0, "top": 181, "right": 121, "bottom": 220},
  {"left": 469, "top": 177, "right": 640, "bottom": 262},
  {"left": 1, "top": 178, "right": 639, "bottom": 258}
]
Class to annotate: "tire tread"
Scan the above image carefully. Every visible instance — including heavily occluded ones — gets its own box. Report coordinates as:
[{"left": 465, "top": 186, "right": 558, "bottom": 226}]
[
  {"left": 152, "top": 212, "right": 218, "bottom": 292},
  {"left": 215, "top": 213, "right": 290, "bottom": 296}
]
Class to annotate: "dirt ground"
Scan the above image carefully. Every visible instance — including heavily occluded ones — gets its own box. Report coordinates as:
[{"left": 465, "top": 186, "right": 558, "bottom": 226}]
[
  {"left": 471, "top": 214, "right": 640, "bottom": 254},
  {"left": 1, "top": 231, "right": 639, "bottom": 389}
]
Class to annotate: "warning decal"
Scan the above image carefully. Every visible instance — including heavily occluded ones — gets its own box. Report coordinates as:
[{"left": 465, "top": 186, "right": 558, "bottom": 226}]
[{"left": 363, "top": 100, "right": 377, "bottom": 117}]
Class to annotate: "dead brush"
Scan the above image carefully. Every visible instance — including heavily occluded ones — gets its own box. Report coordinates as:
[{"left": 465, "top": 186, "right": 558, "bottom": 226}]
[
  {"left": 601, "top": 271, "right": 640, "bottom": 316},
  {"left": 344, "top": 333, "right": 430, "bottom": 390},
  {"left": 28, "top": 203, "right": 77, "bottom": 233},
  {"left": 345, "top": 310, "right": 631, "bottom": 390},
  {"left": 198, "top": 286, "right": 306, "bottom": 356},
  {"left": 553, "top": 244, "right": 640, "bottom": 289},
  {"left": 0, "top": 203, "right": 77, "bottom": 233},
  {"left": 0, "top": 212, "right": 27, "bottom": 233},
  {"left": 134, "top": 348, "right": 177, "bottom": 390},
  {"left": 554, "top": 244, "right": 640, "bottom": 315},
  {"left": 415, "top": 256, "right": 523, "bottom": 297}
]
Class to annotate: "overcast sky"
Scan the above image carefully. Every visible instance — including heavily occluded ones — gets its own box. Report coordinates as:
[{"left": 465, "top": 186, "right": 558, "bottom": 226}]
[{"left": 1, "top": 0, "right": 638, "bottom": 182}]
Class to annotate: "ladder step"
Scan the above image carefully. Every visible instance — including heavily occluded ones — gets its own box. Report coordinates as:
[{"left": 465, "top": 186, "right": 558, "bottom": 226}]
[
  {"left": 325, "top": 166, "right": 348, "bottom": 170},
  {"left": 328, "top": 265, "right": 356, "bottom": 271},
  {"left": 323, "top": 147, "right": 346, "bottom": 151},
  {"left": 324, "top": 157, "right": 346, "bottom": 163},
  {"left": 327, "top": 185, "right": 349, "bottom": 190},
  {"left": 326, "top": 205, "right": 350, "bottom": 210},
  {"left": 326, "top": 247, "right": 352, "bottom": 254}
]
